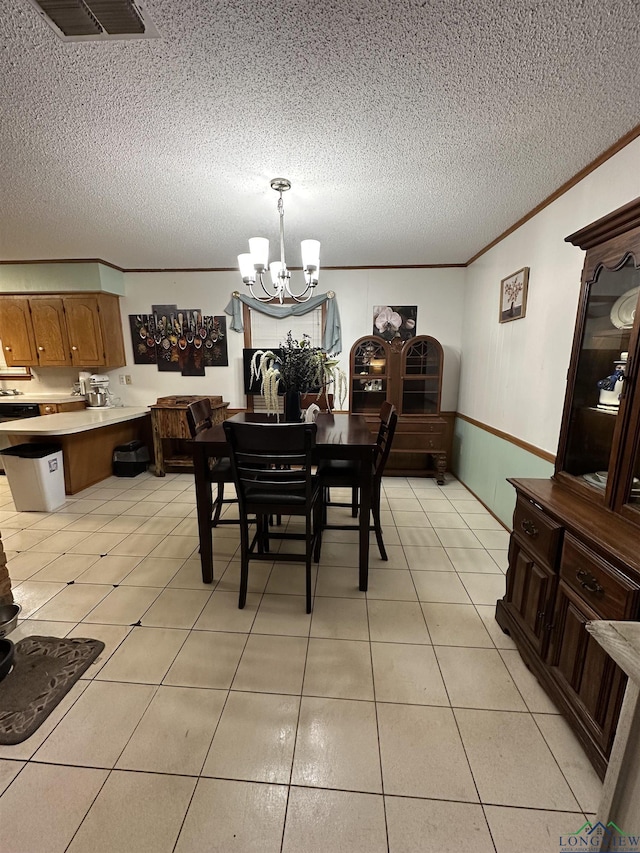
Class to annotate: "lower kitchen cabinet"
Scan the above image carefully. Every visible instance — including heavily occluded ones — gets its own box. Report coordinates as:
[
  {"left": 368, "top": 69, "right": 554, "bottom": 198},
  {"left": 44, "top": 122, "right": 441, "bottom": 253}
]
[{"left": 496, "top": 478, "right": 640, "bottom": 780}]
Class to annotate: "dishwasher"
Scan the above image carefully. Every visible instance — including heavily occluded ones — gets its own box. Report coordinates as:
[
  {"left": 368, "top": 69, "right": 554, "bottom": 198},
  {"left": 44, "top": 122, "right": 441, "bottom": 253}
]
[{"left": 0, "top": 402, "right": 41, "bottom": 473}]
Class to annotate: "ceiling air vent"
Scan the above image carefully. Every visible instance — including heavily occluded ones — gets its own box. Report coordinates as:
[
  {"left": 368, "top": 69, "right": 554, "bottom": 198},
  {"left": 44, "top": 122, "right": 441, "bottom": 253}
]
[{"left": 25, "top": 0, "right": 160, "bottom": 41}]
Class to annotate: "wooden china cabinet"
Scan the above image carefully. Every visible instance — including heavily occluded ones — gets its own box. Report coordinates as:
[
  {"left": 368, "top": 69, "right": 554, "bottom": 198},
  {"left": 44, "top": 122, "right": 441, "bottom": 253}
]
[
  {"left": 349, "top": 334, "right": 447, "bottom": 480},
  {"left": 496, "top": 197, "right": 640, "bottom": 779}
]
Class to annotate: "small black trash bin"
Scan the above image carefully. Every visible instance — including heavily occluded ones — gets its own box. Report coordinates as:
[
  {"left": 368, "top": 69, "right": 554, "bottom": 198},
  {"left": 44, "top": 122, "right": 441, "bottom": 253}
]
[{"left": 112, "top": 440, "right": 150, "bottom": 477}]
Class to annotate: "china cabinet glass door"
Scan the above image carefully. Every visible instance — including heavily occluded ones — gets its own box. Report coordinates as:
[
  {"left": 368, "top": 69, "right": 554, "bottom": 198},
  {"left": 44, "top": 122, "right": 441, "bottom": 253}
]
[
  {"left": 561, "top": 258, "right": 640, "bottom": 501},
  {"left": 400, "top": 336, "right": 443, "bottom": 415},
  {"left": 350, "top": 338, "right": 389, "bottom": 414}
]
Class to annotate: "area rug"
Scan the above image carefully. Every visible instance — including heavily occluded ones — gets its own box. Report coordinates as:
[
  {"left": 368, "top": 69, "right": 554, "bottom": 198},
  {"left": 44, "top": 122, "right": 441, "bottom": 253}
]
[{"left": 0, "top": 636, "right": 105, "bottom": 745}]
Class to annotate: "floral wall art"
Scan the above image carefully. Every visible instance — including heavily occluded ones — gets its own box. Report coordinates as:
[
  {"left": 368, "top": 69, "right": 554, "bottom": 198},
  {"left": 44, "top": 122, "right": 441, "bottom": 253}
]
[
  {"left": 499, "top": 267, "right": 529, "bottom": 323},
  {"left": 373, "top": 305, "right": 417, "bottom": 342},
  {"left": 129, "top": 305, "right": 228, "bottom": 376}
]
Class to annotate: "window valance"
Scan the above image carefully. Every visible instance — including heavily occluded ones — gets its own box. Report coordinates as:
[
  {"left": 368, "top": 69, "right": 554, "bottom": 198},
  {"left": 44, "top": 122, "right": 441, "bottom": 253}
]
[{"left": 224, "top": 291, "right": 342, "bottom": 354}]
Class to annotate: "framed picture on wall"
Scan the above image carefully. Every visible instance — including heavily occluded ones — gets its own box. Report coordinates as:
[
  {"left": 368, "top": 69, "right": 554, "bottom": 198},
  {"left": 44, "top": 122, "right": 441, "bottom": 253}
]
[{"left": 499, "top": 267, "right": 529, "bottom": 323}]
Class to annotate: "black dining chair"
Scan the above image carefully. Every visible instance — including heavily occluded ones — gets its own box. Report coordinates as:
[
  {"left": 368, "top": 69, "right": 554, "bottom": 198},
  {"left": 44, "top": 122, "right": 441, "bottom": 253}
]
[
  {"left": 318, "top": 401, "right": 398, "bottom": 560},
  {"left": 186, "top": 399, "right": 237, "bottom": 527},
  {"left": 223, "top": 420, "right": 322, "bottom": 613}
]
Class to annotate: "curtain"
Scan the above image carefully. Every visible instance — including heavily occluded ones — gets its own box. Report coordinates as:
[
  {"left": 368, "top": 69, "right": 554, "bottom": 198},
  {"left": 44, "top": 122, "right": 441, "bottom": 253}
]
[{"left": 224, "top": 291, "right": 342, "bottom": 354}]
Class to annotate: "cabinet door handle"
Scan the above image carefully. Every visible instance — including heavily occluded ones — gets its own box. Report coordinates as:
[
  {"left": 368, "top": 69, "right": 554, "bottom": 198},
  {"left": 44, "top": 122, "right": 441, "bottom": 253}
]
[
  {"left": 4, "top": 346, "right": 10, "bottom": 351},
  {"left": 520, "top": 519, "right": 538, "bottom": 538},
  {"left": 38, "top": 346, "right": 44, "bottom": 351},
  {"left": 71, "top": 346, "right": 78, "bottom": 351},
  {"left": 576, "top": 569, "right": 604, "bottom": 595}
]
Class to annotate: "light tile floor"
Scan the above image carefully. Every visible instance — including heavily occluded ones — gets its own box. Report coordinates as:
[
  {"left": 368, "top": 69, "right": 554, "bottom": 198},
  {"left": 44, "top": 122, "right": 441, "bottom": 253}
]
[{"left": 0, "top": 470, "right": 603, "bottom": 852}]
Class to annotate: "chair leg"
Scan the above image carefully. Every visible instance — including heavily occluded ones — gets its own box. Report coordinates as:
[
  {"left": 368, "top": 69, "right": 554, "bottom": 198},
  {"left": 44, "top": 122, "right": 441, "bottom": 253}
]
[
  {"left": 351, "top": 486, "right": 358, "bottom": 517},
  {"left": 371, "top": 486, "right": 387, "bottom": 561},
  {"left": 211, "top": 482, "right": 225, "bottom": 527},
  {"left": 306, "top": 513, "right": 313, "bottom": 614},
  {"left": 256, "top": 515, "right": 270, "bottom": 554},
  {"left": 305, "top": 554, "right": 312, "bottom": 614},
  {"left": 313, "top": 497, "right": 323, "bottom": 563},
  {"left": 238, "top": 519, "right": 250, "bottom": 609}
]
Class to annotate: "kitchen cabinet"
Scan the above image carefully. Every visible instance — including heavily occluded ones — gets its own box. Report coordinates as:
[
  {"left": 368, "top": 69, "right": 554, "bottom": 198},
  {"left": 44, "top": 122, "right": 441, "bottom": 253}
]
[
  {"left": 0, "top": 297, "right": 38, "bottom": 366},
  {"left": 349, "top": 334, "right": 448, "bottom": 479},
  {"left": 29, "top": 297, "right": 70, "bottom": 366},
  {"left": 0, "top": 292, "right": 125, "bottom": 369},
  {"left": 496, "top": 196, "right": 640, "bottom": 779},
  {"left": 39, "top": 401, "right": 86, "bottom": 415}
]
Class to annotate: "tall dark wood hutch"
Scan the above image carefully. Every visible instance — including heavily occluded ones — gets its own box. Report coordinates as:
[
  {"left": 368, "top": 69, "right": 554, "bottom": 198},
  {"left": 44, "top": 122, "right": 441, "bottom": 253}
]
[
  {"left": 349, "top": 334, "right": 447, "bottom": 480},
  {"left": 496, "top": 197, "right": 640, "bottom": 778}
]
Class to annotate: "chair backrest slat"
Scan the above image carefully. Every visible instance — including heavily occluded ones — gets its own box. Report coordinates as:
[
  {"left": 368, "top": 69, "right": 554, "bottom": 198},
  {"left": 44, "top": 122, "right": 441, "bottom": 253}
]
[{"left": 186, "top": 398, "right": 214, "bottom": 438}]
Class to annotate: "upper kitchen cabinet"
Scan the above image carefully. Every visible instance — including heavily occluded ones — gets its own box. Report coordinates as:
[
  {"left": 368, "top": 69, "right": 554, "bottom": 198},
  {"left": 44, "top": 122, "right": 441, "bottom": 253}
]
[
  {"left": 29, "top": 297, "right": 71, "bottom": 366},
  {"left": 0, "top": 297, "right": 38, "bottom": 366},
  {"left": 64, "top": 294, "right": 125, "bottom": 368},
  {"left": 0, "top": 292, "right": 126, "bottom": 369}
]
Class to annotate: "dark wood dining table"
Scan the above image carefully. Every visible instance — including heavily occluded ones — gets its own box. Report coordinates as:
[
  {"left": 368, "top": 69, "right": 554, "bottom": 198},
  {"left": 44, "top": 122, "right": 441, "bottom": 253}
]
[{"left": 192, "top": 412, "right": 376, "bottom": 591}]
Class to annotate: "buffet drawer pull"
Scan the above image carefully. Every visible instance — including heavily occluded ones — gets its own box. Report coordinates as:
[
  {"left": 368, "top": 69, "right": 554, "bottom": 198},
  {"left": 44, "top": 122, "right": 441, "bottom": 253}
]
[
  {"left": 576, "top": 569, "right": 604, "bottom": 595},
  {"left": 520, "top": 519, "right": 538, "bottom": 538}
]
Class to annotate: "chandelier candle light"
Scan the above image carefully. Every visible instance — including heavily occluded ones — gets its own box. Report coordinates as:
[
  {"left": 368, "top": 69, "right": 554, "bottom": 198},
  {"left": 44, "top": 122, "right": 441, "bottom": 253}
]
[{"left": 237, "top": 178, "right": 320, "bottom": 303}]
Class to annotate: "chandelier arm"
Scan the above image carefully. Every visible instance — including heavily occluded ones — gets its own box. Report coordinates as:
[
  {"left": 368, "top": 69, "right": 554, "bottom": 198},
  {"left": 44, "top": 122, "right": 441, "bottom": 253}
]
[
  {"left": 249, "top": 277, "right": 280, "bottom": 303},
  {"left": 285, "top": 281, "right": 314, "bottom": 303},
  {"left": 257, "top": 271, "right": 281, "bottom": 300}
]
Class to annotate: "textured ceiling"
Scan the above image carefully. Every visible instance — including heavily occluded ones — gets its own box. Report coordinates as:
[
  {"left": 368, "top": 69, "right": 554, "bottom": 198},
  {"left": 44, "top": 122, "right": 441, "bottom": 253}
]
[{"left": 1, "top": 0, "right": 639, "bottom": 269}]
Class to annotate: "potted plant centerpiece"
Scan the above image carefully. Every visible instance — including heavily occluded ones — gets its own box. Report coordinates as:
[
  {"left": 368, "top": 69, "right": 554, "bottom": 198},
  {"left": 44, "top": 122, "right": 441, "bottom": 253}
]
[{"left": 250, "top": 331, "right": 346, "bottom": 420}]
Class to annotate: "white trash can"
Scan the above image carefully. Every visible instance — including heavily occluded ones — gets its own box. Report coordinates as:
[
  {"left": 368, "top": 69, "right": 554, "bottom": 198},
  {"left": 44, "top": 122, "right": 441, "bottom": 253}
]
[{"left": 0, "top": 443, "right": 66, "bottom": 512}]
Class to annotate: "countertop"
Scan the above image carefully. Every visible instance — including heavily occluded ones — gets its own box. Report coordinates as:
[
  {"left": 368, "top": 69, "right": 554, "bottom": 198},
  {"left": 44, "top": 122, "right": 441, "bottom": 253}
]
[
  {"left": 0, "top": 394, "right": 83, "bottom": 405},
  {"left": 0, "top": 406, "right": 150, "bottom": 436}
]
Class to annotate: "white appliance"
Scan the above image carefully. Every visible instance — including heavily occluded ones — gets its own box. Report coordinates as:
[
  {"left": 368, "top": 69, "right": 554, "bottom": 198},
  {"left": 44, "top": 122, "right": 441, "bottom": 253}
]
[{"left": 86, "top": 374, "right": 113, "bottom": 408}]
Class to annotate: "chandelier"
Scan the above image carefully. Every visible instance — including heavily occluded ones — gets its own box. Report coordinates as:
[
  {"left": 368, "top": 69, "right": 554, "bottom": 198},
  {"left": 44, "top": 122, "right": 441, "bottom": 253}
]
[{"left": 237, "top": 178, "right": 320, "bottom": 303}]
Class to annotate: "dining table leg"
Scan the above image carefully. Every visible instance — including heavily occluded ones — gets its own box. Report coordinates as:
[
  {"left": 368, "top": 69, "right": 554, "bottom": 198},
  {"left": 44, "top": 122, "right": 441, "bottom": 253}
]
[
  {"left": 193, "top": 443, "right": 214, "bottom": 583},
  {"left": 358, "top": 455, "right": 372, "bottom": 591}
]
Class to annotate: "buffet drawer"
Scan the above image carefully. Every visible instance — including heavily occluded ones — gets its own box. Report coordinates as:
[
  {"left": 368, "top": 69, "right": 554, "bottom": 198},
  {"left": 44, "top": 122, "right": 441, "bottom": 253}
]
[
  {"left": 560, "top": 533, "right": 637, "bottom": 620},
  {"left": 512, "top": 495, "right": 563, "bottom": 569}
]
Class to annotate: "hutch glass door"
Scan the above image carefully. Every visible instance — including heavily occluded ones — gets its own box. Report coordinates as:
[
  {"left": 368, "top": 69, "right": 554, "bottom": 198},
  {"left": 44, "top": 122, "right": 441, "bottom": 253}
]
[
  {"left": 400, "top": 336, "right": 442, "bottom": 415},
  {"left": 562, "top": 258, "right": 640, "bottom": 498},
  {"left": 350, "top": 338, "right": 389, "bottom": 414}
]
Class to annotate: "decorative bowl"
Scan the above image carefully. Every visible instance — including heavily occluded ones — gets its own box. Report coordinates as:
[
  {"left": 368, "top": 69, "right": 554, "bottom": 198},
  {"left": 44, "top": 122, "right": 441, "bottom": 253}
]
[
  {"left": 0, "top": 638, "right": 15, "bottom": 681},
  {"left": 0, "top": 603, "right": 21, "bottom": 638}
]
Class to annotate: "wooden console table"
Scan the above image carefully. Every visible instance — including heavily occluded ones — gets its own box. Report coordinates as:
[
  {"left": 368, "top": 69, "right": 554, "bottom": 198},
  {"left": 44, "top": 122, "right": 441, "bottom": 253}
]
[{"left": 150, "top": 395, "right": 229, "bottom": 476}]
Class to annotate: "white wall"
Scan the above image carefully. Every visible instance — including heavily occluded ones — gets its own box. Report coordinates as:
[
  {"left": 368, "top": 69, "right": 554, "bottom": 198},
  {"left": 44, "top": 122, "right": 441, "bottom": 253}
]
[
  {"left": 114, "top": 267, "right": 466, "bottom": 409},
  {"left": 459, "top": 137, "right": 640, "bottom": 455}
]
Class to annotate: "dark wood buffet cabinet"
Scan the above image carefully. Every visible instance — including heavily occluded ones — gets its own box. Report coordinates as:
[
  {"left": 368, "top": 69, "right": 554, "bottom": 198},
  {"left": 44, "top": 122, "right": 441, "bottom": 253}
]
[
  {"left": 496, "top": 197, "right": 640, "bottom": 779},
  {"left": 349, "top": 334, "right": 447, "bottom": 480}
]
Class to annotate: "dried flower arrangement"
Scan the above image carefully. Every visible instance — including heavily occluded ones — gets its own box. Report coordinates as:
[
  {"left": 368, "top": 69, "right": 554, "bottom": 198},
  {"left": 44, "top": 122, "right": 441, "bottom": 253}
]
[{"left": 250, "top": 332, "right": 346, "bottom": 417}]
